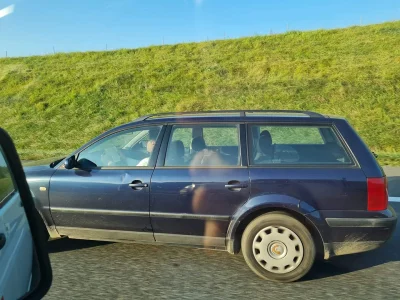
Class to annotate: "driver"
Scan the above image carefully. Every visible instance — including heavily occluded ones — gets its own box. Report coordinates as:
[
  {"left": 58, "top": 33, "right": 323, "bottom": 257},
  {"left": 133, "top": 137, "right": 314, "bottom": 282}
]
[{"left": 137, "top": 139, "right": 156, "bottom": 166}]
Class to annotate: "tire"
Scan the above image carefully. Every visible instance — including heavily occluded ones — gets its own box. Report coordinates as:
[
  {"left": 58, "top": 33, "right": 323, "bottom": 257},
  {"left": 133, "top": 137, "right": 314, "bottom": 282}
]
[
  {"left": 34, "top": 210, "right": 50, "bottom": 241},
  {"left": 241, "top": 212, "right": 315, "bottom": 282}
]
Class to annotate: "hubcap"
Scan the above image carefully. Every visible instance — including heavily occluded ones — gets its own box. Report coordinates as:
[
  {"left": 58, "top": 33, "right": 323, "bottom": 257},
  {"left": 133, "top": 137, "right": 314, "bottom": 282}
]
[
  {"left": 268, "top": 241, "right": 287, "bottom": 259},
  {"left": 252, "top": 226, "right": 304, "bottom": 274}
]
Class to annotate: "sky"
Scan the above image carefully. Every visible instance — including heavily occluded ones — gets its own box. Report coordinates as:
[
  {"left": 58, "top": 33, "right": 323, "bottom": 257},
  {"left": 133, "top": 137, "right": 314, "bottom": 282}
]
[{"left": 0, "top": 0, "right": 399, "bottom": 57}]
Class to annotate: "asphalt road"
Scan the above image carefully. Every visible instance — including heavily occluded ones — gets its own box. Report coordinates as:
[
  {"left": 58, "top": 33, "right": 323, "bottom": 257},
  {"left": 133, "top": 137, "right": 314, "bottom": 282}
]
[
  {"left": 44, "top": 181, "right": 400, "bottom": 300},
  {"left": 385, "top": 167, "right": 400, "bottom": 197}
]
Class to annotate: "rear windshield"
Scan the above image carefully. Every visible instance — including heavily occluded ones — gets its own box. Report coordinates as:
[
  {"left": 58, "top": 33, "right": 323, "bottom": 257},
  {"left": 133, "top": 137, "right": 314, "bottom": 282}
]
[{"left": 248, "top": 125, "right": 353, "bottom": 165}]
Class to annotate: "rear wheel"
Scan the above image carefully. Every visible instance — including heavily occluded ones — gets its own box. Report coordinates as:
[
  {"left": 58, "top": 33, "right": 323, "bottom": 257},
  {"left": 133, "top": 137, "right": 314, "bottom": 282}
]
[{"left": 241, "top": 212, "right": 315, "bottom": 282}]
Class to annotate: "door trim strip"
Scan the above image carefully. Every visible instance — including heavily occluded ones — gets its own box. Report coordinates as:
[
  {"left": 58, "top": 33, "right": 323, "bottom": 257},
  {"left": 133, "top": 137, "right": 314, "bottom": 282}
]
[
  {"left": 150, "top": 212, "right": 230, "bottom": 221},
  {"left": 51, "top": 207, "right": 231, "bottom": 221},
  {"left": 50, "top": 207, "right": 149, "bottom": 217}
]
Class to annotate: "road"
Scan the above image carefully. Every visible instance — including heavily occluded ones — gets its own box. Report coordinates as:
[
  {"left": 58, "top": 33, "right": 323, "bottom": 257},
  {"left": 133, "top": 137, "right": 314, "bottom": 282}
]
[
  {"left": 385, "top": 167, "right": 400, "bottom": 199},
  {"left": 44, "top": 177, "right": 400, "bottom": 300}
]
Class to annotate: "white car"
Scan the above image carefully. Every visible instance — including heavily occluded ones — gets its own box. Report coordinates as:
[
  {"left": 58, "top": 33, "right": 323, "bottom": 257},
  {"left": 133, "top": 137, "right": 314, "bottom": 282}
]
[
  {"left": 0, "top": 128, "right": 52, "bottom": 300},
  {"left": 0, "top": 146, "right": 34, "bottom": 299}
]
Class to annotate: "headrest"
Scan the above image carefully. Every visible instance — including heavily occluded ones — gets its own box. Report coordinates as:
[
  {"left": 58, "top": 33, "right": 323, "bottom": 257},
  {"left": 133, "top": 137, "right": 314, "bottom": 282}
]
[
  {"left": 191, "top": 136, "right": 206, "bottom": 152},
  {"left": 259, "top": 130, "right": 272, "bottom": 154},
  {"left": 170, "top": 140, "right": 184, "bottom": 157}
]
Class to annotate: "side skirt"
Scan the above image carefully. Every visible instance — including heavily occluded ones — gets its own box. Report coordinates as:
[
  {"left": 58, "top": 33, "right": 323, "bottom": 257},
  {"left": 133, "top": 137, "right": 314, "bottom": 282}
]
[{"left": 56, "top": 227, "right": 227, "bottom": 251}]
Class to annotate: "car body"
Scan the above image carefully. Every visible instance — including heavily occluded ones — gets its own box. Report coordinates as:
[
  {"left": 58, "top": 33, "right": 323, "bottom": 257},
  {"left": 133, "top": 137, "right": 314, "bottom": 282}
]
[
  {"left": 0, "top": 146, "right": 33, "bottom": 299},
  {"left": 24, "top": 110, "right": 397, "bottom": 282}
]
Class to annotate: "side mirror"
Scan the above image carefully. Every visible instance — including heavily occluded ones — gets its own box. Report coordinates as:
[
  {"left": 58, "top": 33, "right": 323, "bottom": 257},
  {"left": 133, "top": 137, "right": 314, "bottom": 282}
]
[
  {"left": 76, "top": 158, "right": 97, "bottom": 171},
  {"left": 64, "top": 155, "right": 76, "bottom": 169},
  {"left": 0, "top": 128, "right": 52, "bottom": 299}
]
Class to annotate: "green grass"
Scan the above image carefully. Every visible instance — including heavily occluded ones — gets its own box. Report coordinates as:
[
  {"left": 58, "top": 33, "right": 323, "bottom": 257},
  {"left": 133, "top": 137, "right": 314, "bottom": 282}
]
[
  {"left": 375, "top": 153, "right": 400, "bottom": 166},
  {"left": 0, "top": 21, "right": 400, "bottom": 165},
  {"left": 0, "top": 177, "right": 13, "bottom": 199}
]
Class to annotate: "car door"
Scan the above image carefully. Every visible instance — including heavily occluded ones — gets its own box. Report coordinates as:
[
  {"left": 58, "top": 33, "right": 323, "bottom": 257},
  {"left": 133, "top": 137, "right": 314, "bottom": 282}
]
[
  {"left": 49, "top": 125, "right": 165, "bottom": 242},
  {"left": 0, "top": 146, "right": 33, "bottom": 299},
  {"left": 150, "top": 123, "right": 249, "bottom": 248}
]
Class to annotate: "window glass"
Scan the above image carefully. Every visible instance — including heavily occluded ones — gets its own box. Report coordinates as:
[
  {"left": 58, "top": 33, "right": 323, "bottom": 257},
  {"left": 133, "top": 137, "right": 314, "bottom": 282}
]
[
  {"left": 78, "top": 126, "right": 162, "bottom": 167},
  {"left": 249, "top": 125, "right": 352, "bottom": 165},
  {"left": 260, "top": 126, "right": 324, "bottom": 144},
  {"left": 171, "top": 127, "right": 192, "bottom": 149},
  {"left": 165, "top": 125, "right": 240, "bottom": 167},
  {"left": 0, "top": 147, "right": 15, "bottom": 203},
  {"left": 203, "top": 127, "right": 238, "bottom": 146}
]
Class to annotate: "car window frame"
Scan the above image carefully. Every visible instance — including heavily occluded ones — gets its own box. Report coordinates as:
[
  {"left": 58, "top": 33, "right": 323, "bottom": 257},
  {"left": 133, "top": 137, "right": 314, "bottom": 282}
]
[
  {"left": 65, "top": 124, "right": 167, "bottom": 170},
  {"left": 245, "top": 122, "right": 358, "bottom": 168},
  {"left": 0, "top": 146, "right": 17, "bottom": 209},
  {"left": 157, "top": 122, "right": 246, "bottom": 169}
]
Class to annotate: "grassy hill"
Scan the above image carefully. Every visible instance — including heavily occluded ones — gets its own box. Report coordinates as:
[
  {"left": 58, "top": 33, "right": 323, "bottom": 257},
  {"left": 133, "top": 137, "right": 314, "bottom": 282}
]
[{"left": 0, "top": 21, "right": 399, "bottom": 165}]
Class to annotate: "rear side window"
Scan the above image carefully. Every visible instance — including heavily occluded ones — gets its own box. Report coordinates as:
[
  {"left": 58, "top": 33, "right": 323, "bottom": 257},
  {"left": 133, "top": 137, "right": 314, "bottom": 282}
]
[
  {"left": 248, "top": 125, "right": 353, "bottom": 165},
  {"left": 165, "top": 124, "right": 240, "bottom": 167}
]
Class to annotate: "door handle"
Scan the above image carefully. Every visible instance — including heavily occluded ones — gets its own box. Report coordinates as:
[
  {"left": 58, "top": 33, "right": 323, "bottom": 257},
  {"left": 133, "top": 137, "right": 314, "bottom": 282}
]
[
  {"left": 128, "top": 181, "right": 148, "bottom": 190},
  {"left": 0, "top": 233, "right": 6, "bottom": 250},
  {"left": 225, "top": 180, "right": 248, "bottom": 191},
  {"left": 129, "top": 183, "right": 148, "bottom": 188},
  {"left": 225, "top": 184, "right": 248, "bottom": 189}
]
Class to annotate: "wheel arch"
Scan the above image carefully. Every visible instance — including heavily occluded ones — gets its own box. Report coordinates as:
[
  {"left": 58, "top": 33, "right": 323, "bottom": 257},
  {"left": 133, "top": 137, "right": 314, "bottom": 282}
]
[
  {"left": 30, "top": 190, "right": 60, "bottom": 240},
  {"left": 226, "top": 200, "right": 325, "bottom": 259}
]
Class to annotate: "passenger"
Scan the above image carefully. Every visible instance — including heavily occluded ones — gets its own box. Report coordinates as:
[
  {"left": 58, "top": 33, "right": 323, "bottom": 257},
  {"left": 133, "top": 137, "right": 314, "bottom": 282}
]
[{"left": 190, "top": 136, "right": 223, "bottom": 166}]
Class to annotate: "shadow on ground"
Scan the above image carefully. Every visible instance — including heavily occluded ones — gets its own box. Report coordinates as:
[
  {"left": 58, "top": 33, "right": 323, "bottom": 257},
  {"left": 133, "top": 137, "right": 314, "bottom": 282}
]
[{"left": 47, "top": 238, "right": 111, "bottom": 253}]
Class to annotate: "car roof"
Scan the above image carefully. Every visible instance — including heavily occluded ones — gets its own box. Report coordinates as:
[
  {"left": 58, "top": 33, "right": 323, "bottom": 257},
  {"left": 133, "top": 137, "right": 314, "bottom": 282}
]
[{"left": 108, "top": 110, "right": 337, "bottom": 133}]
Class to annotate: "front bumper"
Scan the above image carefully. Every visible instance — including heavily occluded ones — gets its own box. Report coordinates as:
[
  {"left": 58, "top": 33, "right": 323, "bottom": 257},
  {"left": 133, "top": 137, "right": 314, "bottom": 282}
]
[{"left": 312, "top": 205, "right": 397, "bottom": 259}]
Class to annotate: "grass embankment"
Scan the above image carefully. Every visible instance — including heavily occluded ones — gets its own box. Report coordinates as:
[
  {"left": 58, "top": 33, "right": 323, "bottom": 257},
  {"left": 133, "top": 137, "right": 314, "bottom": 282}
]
[
  {"left": 0, "top": 177, "right": 13, "bottom": 198},
  {"left": 0, "top": 21, "right": 399, "bottom": 165}
]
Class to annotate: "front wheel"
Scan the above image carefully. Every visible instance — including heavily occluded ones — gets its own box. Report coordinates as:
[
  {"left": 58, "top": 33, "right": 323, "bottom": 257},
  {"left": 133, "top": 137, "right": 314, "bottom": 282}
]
[{"left": 241, "top": 212, "right": 315, "bottom": 282}]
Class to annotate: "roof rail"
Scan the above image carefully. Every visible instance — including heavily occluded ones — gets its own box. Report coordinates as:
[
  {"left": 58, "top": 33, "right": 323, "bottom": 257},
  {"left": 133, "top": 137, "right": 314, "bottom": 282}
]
[
  {"left": 244, "top": 110, "right": 324, "bottom": 118},
  {"left": 134, "top": 110, "right": 324, "bottom": 121}
]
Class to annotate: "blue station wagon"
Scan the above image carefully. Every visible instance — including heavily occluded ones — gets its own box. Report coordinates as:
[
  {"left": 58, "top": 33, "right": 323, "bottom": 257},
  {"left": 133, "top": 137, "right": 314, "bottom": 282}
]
[{"left": 24, "top": 110, "right": 397, "bottom": 282}]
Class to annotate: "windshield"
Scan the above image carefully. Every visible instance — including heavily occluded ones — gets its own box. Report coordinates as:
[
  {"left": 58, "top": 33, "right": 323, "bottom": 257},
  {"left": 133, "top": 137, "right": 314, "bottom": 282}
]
[{"left": 1, "top": 0, "right": 399, "bottom": 298}]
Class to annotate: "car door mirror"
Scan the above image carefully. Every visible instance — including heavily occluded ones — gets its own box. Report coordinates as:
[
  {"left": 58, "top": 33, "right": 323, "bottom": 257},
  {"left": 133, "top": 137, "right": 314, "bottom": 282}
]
[
  {"left": 64, "top": 155, "right": 76, "bottom": 169},
  {"left": 0, "top": 128, "right": 52, "bottom": 299},
  {"left": 76, "top": 158, "right": 97, "bottom": 171}
]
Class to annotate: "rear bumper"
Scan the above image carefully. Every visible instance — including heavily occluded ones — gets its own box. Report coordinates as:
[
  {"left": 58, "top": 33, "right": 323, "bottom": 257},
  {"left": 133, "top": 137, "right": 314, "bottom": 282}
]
[
  {"left": 321, "top": 206, "right": 397, "bottom": 259},
  {"left": 325, "top": 216, "right": 397, "bottom": 228},
  {"left": 323, "top": 241, "right": 385, "bottom": 259}
]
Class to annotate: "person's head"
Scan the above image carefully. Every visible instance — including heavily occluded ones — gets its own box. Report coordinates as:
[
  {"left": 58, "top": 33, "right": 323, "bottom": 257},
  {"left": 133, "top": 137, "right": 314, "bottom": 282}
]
[
  {"left": 146, "top": 129, "right": 160, "bottom": 153},
  {"left": 147, "top": 139, "right": 156, "bottom": 153}
]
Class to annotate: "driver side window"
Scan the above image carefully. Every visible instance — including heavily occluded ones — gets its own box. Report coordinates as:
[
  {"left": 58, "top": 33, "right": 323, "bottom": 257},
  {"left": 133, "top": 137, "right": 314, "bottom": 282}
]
[{"left": 78, "top": 126, "right": 162, "bottom": 167}]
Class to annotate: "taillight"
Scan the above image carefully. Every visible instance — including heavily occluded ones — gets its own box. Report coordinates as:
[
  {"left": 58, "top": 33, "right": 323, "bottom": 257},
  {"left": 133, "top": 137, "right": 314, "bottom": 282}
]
[{"left": 367, "top": 177, "right": 388, "bottom": 211}]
